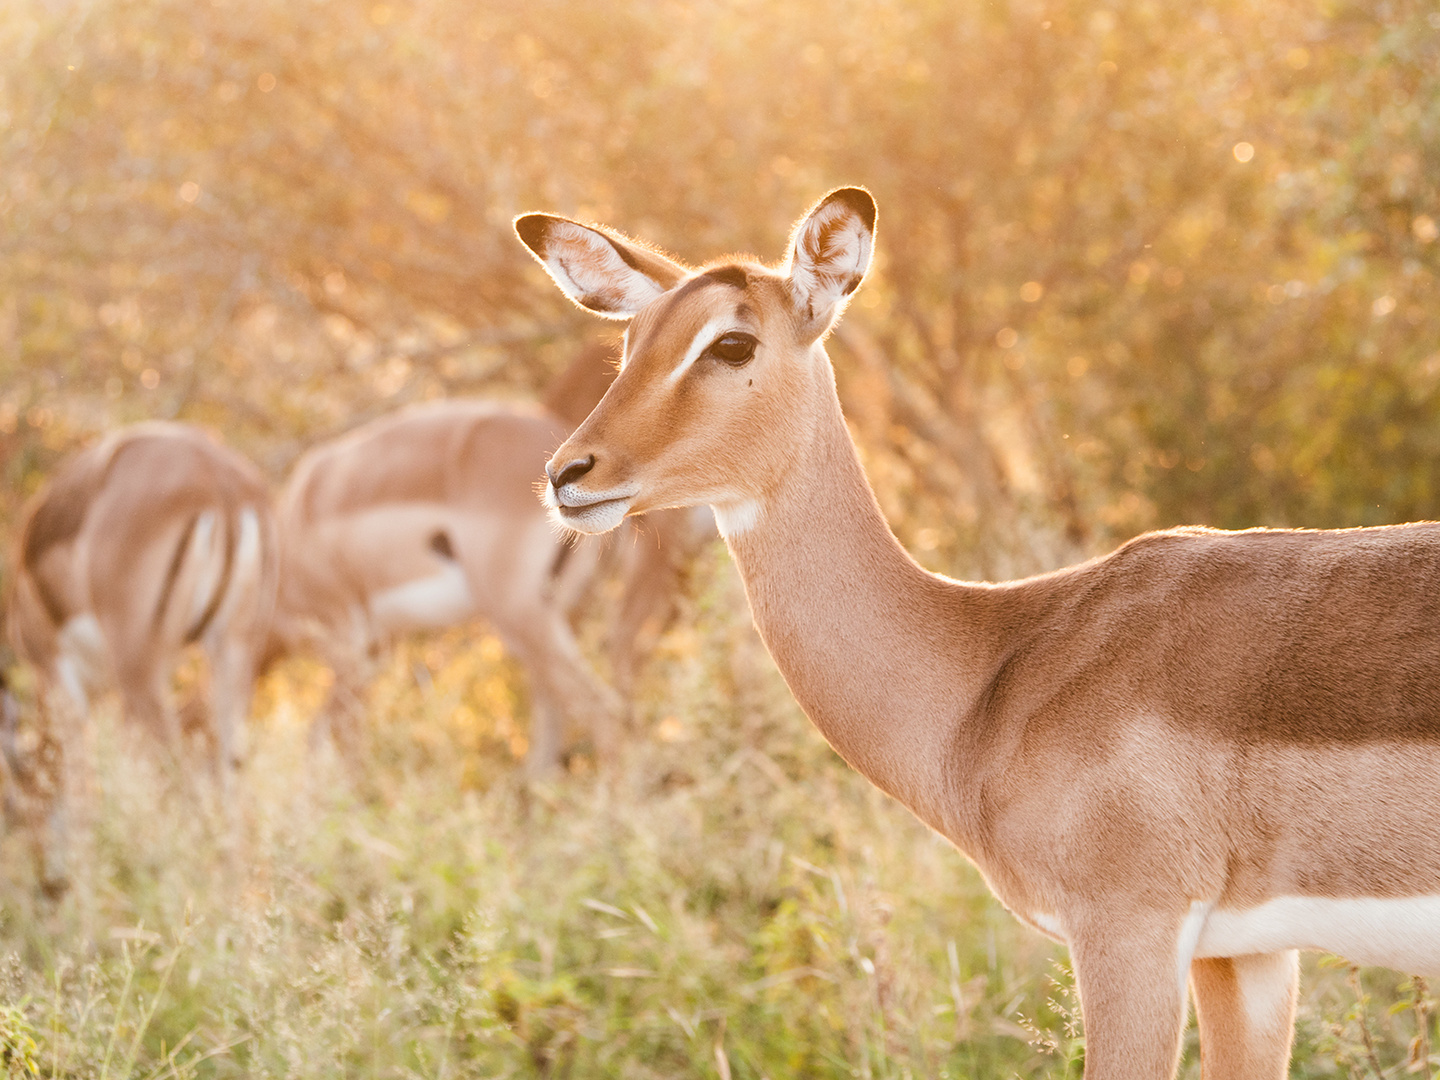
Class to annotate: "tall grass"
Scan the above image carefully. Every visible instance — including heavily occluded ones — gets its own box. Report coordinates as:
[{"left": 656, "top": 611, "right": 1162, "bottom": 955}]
[{"left": 0, "top": 544, "right": 1434, "bottom": 1077}]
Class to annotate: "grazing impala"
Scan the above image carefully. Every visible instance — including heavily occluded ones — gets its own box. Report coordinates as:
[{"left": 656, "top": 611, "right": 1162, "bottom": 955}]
[
  {"left": 270, "top": 399, "right": 622, "bottom": 773},
  {"left": 6, "top": 422, "right": 276, "bottom": 891},
  {"left": 515, "top": 187, "right": 1440, "bottom": 1079}
]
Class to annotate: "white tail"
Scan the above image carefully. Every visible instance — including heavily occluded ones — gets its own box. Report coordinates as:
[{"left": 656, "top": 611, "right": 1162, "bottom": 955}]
[
  {"left": 6, "top": 422, "right": 278, "bottom": 894},
  {"left": 516, "top": 188, "right": 1440, "bottom": 1079}
]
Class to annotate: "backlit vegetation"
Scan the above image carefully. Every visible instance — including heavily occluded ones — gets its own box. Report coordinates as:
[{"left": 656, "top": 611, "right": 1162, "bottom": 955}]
[
  {"left": 1, "top": 555, "right": 1437, "bottom": 1076},
  {"left": 3, "top": 0, "right": 1440, "bottom": 1074}
]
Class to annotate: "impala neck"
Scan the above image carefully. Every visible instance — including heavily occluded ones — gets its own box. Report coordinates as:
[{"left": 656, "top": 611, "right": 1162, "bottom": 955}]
[{"left": 719, "top": 350, "right": 1000, "bottom": 835}]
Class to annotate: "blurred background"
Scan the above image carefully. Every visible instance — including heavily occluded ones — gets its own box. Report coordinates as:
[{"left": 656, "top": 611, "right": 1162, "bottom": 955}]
[
  {"left": 6, "top": 0, "right": 1440, "bottom": 575},
  {"left": 2, "top": 0, "right": 1439, "bottom": 1076}
]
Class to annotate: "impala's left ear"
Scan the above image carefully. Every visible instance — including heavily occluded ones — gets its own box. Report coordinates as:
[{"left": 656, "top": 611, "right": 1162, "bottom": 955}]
[
  {"left": 514, "top": 213, "right": 687, "bottom": 319},
  {"left": 785, "top": 186, "right": 876, "bottom": 338}
]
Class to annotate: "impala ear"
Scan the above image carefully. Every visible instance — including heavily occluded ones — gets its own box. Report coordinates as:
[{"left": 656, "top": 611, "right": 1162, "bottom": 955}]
[
  {"left": 785, "top": 187, "right": 876, "bottom": 338},
  {"left": 514, "top": 214, "right": 686, "bottom": 319}
]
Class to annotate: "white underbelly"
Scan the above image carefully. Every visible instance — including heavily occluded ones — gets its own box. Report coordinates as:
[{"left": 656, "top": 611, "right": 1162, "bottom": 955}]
[
  {"left": 1196, "top": 896, "right": 1440, "bottom": 974},
  {"left": 368, "top": 564, "right": 476, "bottom": 634}
]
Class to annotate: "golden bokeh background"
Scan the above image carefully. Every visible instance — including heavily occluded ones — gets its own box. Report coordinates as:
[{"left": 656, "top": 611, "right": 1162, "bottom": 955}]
[
  {"left": 5, "top": 0, "right": 1440, "bottom": 579},
  {"left": 2, "top": 1, "right": 1439, "bottom": 1076}
]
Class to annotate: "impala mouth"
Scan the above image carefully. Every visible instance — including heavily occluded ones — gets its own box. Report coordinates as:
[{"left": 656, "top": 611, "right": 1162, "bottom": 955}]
[{"left": 545, "top": 482, "right": 638, "bottom": 534}]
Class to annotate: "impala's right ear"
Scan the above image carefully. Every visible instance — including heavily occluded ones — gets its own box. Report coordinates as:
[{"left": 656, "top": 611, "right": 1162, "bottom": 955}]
[{"left": 514, "top": 214, "right": 686, "bottom": 319}]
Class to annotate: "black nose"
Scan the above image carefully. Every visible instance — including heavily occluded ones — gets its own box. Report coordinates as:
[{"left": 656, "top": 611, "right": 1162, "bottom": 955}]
[{"left": 547, "top": 454, "right": 596, "bottom": 489}]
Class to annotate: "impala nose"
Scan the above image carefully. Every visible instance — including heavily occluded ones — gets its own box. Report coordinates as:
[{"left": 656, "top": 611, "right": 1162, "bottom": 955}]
[{"left": 547, "top": 454, "right": 596, "bottom": 489}]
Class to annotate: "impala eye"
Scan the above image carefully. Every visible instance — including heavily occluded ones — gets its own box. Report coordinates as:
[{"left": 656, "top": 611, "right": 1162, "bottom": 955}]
[{"left": 706, "top": 332, "right": 757, "bottom": 367}]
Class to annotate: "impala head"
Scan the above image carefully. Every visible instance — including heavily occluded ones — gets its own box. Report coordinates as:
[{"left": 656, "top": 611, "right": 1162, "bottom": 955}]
[{"left": 515, "top": 187, "right": 876, "bottom": 536}]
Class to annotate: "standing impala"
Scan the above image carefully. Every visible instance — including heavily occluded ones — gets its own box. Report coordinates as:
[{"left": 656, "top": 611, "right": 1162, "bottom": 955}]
[
  {"left": 7, "top": 422, "right": 276, "bottom": 892},
  {"left": 515, "top": 188, "right": 1440, "bottom": 1079}
]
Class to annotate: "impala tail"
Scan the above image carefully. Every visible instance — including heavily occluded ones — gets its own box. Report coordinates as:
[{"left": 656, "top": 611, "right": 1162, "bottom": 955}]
[{"left": 154, "top": 502, "right": 273, "bottom": 649}]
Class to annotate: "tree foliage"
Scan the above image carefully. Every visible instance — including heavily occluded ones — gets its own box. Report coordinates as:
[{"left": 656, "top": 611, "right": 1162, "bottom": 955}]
[{"left": 3, "top": 0, "right": 1440, "bottom": 578}]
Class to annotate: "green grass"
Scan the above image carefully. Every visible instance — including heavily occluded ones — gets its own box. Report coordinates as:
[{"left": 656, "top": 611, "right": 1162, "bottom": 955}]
[{"left": 0, "top": 544, "right": 1434, "bottom": 1078}]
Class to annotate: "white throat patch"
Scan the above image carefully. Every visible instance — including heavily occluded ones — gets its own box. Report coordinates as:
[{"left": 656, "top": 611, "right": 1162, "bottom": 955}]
[{"left": 712, "top": 498, "right": 761, "bottom": 539}]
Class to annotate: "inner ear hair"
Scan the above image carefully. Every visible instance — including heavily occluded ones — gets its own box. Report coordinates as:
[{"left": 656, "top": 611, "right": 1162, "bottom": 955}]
[
  {"left": 788, "top": 187, "right": 876, "bottom": 324},
  {"left": 513, "top": 214, "right": 688, "bottom": 318}
]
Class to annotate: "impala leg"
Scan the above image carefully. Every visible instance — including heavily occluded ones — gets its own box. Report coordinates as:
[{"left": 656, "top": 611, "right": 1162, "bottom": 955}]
[
  {"left": 205, "top": 631, "right": 256, "bottom": 803},
  {"left": 608, "top": 517, "right": 678, "bottom": 703},
  {"left": 35, "top": 673, "right": 93, "bottom": 920},
  {"left": 1068, "top": 921, "right": 1191, "bottom": 1080},
  {"left": 309, "top": 647, "right": 371, "bottom": 768},
  {"left": 200, "top": 634, "right": 251, "bottom": 884},
  {"left": 1190, "top": 952, "right": 1298, "bottom": 1080},
  {"left": 610, "top": 507, "right": 707, "bottom": 704},
  {"left": 543, "top": 612, "right": 622, "bottom": 767},
  {"left": 524, "top": 686, "right": 564, "bottom": 778},
  {"left": 497, "top": 619, "right": 579, "bottom": 777},
  {"left": 502, "top": 608, "right": 622, "bottom": 772},
  {"left": 111, "top": 638, "right": 186, "bottom": 765}
]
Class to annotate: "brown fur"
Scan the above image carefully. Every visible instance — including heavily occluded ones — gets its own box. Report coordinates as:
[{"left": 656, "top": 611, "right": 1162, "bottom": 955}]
[
  {"left": 6, "top": 422, "right": 277, "bottom": 893},
  {"left": 542, "top": 339, "right": 621, "bottom": 427},
  {"left": 271, "top": 399, "right": 622, "bottom": 772},
  {"left": 544, "top": 339, "right": 717, "bottom": 697},
  {"left": 516, "top": 188, "right": 1440, "bottom": 1079},
  {"left": 1190, "top": 954, "right": 1298, "bottom": 1080}
]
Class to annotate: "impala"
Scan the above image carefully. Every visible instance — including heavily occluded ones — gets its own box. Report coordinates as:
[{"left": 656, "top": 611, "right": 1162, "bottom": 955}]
[
  {"left": 7, "top": 422, "right": 276, "bottom": 892},
  {"left": 542, "top": 338, "right": 717, "bottom": 701},
  {"left": 515, "top": 187, "right": 1440, "bottom": 1079},
  {"left": 270, "top": 398, "right": 622, "bottom": 773}
]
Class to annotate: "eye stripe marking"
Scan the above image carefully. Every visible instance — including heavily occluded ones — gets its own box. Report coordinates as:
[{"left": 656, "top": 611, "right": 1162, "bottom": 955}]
[{"left": 667, "top": 316, "right": 730, "bottom": 385}]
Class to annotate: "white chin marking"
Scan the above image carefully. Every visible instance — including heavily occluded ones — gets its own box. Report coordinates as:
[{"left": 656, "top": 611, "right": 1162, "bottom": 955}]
[
  {"left": 1195, "top": 895, "right": 1440, "bottom": 974},
  {"left": 552, "top": 499, "right": 631, "bottom": 534},
  {"left": 712, "top": 498, "right": 761, "bottom": 539}
]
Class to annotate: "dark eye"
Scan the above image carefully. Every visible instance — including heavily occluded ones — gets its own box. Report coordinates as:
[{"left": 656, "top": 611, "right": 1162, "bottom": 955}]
[{"left": 706, "top": 332, "right": 757, "bottom": 367}]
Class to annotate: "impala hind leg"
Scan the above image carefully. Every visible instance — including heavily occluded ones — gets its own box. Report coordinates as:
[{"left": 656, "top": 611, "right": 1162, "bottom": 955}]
[
  {"left": 466, "top": 523, "right": 622, "bottom": 774},
  {"left": 108, "top": 628, "right": 186, "bottom": 761},
  {"left": 1190, "top": 952, "right": 1298, "bottom": 1080},
  {"left": 1068, "top": 921, "right": 1191, "bottom": 1080},
  {"left": 29, "top": 672, "right": 95, "bottom": 924},
  {"left": 205, "top": 633, "right": 257, "bottom": 801}
]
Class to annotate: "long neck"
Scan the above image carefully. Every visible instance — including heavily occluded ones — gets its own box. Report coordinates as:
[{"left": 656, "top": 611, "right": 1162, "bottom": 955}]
[{"left": 719, "top": 355, "right": 1004, "bottom": 837}]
